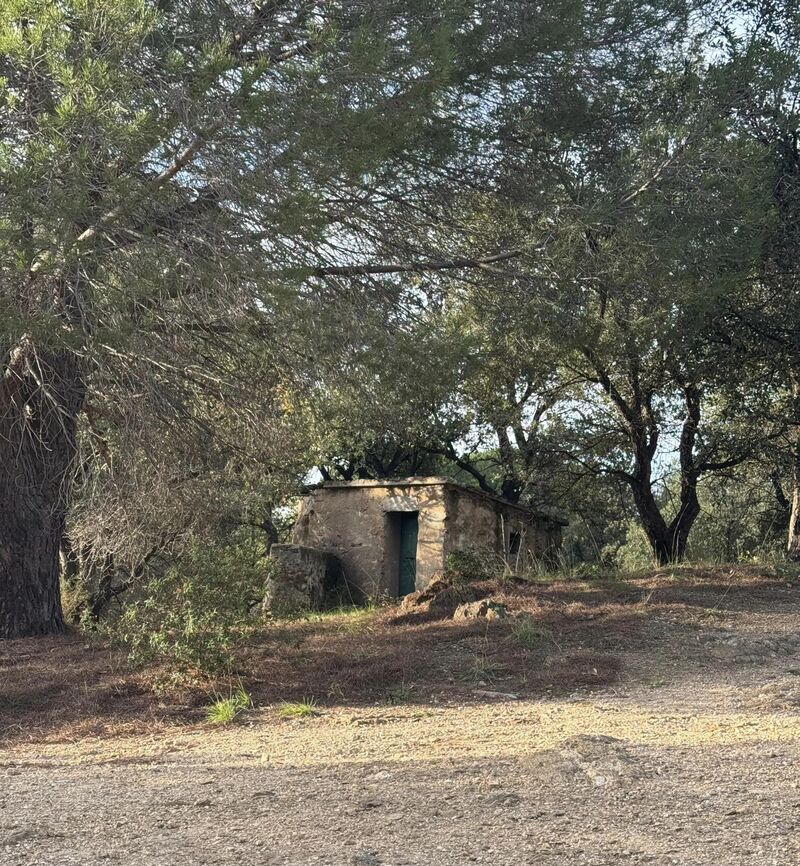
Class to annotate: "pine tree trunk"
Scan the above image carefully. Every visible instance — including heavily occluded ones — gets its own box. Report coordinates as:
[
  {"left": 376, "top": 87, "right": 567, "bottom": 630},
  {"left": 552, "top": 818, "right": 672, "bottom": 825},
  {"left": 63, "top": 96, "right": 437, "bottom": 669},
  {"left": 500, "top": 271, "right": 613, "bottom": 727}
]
[
  {"left": 0, "top": 343, "right": 83, "bottom": 638},
  {"left": 787, "top": 377, "right": 800, "bottom": 561},
  {"left": 788, "top": 476, "right": 800, "bottom": 561},
  {"left": 788, "top": 432, "right": 800, "bottom": 561}
]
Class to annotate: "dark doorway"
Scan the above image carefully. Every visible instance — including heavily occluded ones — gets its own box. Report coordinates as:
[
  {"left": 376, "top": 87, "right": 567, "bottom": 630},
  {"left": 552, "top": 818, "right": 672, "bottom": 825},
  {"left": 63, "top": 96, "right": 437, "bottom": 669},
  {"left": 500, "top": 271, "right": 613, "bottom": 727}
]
[{"left": 397, "top": 512, "right": 419, "bottom": 595}]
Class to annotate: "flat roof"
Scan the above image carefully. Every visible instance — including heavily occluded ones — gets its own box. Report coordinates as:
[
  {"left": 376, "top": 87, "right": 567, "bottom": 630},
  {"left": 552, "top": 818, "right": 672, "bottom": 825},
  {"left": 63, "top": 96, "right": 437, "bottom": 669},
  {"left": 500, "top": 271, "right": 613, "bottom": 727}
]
[{"left": 311, "top": 476, "right": 568, "bottom": 525}]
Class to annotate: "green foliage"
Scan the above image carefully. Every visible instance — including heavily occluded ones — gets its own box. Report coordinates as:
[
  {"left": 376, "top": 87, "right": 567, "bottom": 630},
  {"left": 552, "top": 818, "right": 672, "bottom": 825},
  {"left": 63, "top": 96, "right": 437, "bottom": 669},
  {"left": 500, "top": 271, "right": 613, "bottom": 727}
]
[
  {"left": 278, "top": 698, "right": 319, "bottom": 720},
  {"left": 510, "top": 616, "right": 552, "bottom": 651},
  {"left": 101, "top": 537, "right": 268, "bottom": 679},
  {"left": 5, "top": 0, "right": 800, "bottom": 648},
  {"left": 59, "top": 575, "right": 90, "bottom": 627},
  {"left": 445, "top": 549, "right": 502, "bottom": 584},
  {"left": 686, "top": 473, "right": 787, "bottom": 563},
  {"left": 615, "top": 521, "right": 660, "bottom": 573},
  {"left": 464, "top": 655, "right": 508, "bottom": 684},
  {"left": 610, "top": 468, "right": 789, "bottom": 570},
  {"left": 400, "top": 1, "right": 784, "bottom": 566},
  {"left": 768, "top": 560, "right": 800, "bottom": 583},
  {"left": 206, "top": 684, "right": 253, "bottom": 725},
  {"left": 385, "top": 682, "right": 416, "bottom": 705},
  {"left": 0, "top": 0, "right": 483, "bottom": 637}
]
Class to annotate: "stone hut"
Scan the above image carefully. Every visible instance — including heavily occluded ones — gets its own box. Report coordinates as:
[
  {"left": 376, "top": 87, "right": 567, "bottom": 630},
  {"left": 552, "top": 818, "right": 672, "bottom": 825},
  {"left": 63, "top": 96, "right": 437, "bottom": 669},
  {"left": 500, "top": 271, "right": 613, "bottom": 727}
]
[{"left": 291, "top": 476, "right": 565, "bottom": 599}]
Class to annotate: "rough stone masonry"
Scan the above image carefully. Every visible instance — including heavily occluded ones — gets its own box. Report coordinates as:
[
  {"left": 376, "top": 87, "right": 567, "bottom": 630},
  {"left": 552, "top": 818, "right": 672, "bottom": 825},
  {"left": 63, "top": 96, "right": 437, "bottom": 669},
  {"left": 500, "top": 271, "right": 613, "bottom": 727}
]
[{"left": 288, "top": 477, "right": 565, "bottom": 602}]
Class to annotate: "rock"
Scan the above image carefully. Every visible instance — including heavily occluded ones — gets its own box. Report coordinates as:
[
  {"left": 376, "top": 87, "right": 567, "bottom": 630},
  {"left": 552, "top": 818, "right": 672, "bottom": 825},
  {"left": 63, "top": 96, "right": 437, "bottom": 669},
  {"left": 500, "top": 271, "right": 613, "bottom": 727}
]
[
  {"left": 5, "top": 829, "right": 38, "bottom": 845},
  {"left": 399, "top": 577, "right": 482, "bottom": 619},
  {"left": 453, "top": 599, "right": 508, "bottom": 620},
  {"left": 486, "top": 792, "right": 521, "bottom": 806},
  {"left": 525, "top": 735, "right": 645, "bottom": 786},
  {"left": 366, "top": 770, "right": 393, "bottom": 781},
  {"left": 401, "top": 576, "right": 452, "bottom": 608},
  {"left": 400, "top": 590, "right": 422, "bottom": 608},
  {"left": 351, "top": 851, "right": 381, "bottom": 866},
  {"left": 563, "top": 735, "right": 644, "bottom": 785},
  {"left": 474, "top": 689, "right": 519, "bottom": 700}
]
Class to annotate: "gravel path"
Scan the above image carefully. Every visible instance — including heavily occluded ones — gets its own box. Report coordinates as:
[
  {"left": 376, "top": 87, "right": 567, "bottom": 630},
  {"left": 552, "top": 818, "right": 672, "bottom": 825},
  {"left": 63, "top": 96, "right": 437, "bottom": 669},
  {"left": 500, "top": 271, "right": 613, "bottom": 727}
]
[{"left": 3, "top": 592, "right": 800, "bottom": 864}]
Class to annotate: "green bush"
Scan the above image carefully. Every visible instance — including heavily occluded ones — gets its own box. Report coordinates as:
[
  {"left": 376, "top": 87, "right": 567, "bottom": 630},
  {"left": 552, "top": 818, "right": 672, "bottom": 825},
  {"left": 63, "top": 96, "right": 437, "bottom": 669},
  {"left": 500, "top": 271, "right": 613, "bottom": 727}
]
[
  {"left": 100, "top": 536, "right": 268, "bottom": 680},
  {"left": 60, "top": 575, "right": 91, "bottom": 627},
  {"left": 615, "top": 521, "right": 657, "bottom": 573},
  {"left": 444, "top": 548, "right": 501, "bottom": 584}
]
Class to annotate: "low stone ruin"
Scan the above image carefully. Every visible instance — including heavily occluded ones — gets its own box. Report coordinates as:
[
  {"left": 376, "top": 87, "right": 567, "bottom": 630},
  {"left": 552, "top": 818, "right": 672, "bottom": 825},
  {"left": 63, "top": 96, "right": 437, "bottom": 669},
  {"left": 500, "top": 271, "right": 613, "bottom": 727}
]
[{"left": 263, "top": 544, "right": 344, "bottom": 616}]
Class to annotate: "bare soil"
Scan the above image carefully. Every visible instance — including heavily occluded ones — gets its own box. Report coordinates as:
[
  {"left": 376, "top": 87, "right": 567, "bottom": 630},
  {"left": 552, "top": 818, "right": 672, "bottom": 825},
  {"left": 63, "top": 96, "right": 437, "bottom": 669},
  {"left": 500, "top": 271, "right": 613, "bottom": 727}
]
[{"left": 2, "top": 566, "right": 800, "bottom": 865}]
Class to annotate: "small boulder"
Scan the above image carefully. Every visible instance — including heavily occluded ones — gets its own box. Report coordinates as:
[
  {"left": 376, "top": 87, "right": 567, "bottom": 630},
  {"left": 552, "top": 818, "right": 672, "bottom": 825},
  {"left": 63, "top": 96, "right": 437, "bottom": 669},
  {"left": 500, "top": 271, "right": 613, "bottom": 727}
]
[
  {"left": 453, "top": 598, "right": 508, "bottom": 620},
  {"left": 351, "top": 851, "right": 381, "bottom": 866},
  {"left": 401, "top": 576, "right": 451, "bottom": 608},
  {"left": 398, "top": 576, "right": 482, "bottom": 619}
]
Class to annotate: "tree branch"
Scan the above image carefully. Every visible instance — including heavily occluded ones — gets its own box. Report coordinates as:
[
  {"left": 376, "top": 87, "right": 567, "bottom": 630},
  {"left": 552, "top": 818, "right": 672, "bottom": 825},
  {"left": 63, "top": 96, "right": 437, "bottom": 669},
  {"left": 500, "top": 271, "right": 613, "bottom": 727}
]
[{"left": 303, "top": 249, "right": 522, "bottom": 278}]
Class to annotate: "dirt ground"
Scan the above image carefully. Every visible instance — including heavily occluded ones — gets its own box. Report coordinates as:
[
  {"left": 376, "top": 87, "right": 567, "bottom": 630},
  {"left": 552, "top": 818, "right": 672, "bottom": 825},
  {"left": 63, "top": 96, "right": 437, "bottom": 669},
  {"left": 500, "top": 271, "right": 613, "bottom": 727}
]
[{"left": 2, "top": 566, "right": 800, "bottom": 865}]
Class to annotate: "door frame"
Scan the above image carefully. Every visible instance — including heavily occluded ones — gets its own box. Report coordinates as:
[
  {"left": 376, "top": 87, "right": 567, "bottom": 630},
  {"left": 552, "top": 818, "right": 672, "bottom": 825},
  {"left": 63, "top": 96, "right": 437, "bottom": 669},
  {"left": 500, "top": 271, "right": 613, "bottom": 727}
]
[{"left": 384, "top": 510, "right": 419, "bottom": 596}]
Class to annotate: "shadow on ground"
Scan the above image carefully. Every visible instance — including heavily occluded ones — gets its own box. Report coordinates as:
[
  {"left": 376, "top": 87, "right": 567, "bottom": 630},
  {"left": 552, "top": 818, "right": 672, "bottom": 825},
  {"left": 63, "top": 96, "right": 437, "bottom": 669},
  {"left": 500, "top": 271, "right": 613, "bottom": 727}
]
[
  {"left": 0, "top": 565, "right": 796, "bottom": 745},
  {"left": 0, "top": 636, "right": 205, "bottom": 744}
]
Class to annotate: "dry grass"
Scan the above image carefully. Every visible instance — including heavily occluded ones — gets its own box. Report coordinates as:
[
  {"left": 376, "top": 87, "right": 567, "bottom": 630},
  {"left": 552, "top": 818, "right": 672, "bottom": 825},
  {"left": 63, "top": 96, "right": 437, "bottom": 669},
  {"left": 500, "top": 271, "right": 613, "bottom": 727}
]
[
  {"left": 0, "top": 564, "right": 793, "bottom": 746},
  {"left": 0, "top": 636, "right": 205, "bottom": 745}
]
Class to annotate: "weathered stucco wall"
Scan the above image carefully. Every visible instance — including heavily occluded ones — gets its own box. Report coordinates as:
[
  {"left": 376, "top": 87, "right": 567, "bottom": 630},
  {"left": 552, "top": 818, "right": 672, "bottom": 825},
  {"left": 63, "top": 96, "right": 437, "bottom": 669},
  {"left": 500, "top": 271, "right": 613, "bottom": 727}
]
[{"left": 292, "top": 483, "right": 447, "bottom": 597}]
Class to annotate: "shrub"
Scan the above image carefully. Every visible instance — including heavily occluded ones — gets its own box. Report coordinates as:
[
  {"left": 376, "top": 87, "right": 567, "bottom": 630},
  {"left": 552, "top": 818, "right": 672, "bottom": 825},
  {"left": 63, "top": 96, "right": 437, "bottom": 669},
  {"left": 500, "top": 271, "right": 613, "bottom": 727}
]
[
  {"left": 60, "top": 575, "right": 91, "bottom": 627},
  {"left": 445, "top": 548, "right": 501, "bottom": 584},
  {"left": 100, "top": 536, "right": 268, "bottom": 680},
  {"left": 463, "top": 654, "right": 508, "bottom": 684},
  {"left": 385, "top": 682, "right": 415, "bottom": 704},
  {"left": 517, "top": 548, "right": 605, "bottom": 582}
]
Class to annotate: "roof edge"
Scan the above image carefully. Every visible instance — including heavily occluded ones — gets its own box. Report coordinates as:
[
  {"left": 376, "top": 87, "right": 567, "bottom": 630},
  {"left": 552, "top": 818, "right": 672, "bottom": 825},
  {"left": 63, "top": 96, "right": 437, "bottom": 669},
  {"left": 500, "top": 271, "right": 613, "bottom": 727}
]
[{"left": 308, "top": 476, "right": 568, "bottom": 526}]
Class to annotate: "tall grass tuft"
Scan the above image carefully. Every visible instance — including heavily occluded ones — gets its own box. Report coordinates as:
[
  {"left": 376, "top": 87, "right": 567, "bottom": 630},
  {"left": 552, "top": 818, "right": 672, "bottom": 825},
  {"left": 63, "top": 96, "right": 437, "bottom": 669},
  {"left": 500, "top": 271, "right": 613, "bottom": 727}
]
[
  {"left": 278, "top": 698, "right": 319, "bottom": 719},
  {"left": 206, "top": 683, "right": 253, "bottom": 725}
]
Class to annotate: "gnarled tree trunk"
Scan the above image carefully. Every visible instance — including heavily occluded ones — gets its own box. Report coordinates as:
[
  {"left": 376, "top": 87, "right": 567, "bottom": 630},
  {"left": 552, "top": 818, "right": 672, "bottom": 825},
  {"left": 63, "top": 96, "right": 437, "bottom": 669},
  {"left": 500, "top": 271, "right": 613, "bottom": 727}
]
[
  {"left": 629, "top": 466, "right": 701, "bottom": 566},
  {"left": 617, "top": 378, "right": 704, "bottom": 566},
  {"left": 0, "top": 342, "right": 83, "bottom": 638},
  {"left": 629, "top": 476, "right": 674, "bottom": 565}
]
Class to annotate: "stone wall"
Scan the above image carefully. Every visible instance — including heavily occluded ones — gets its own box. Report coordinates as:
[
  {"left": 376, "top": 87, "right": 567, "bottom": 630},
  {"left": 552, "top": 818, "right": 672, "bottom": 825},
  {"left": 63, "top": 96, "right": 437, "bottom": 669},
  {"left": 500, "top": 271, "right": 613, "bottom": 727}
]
[
  {"left": 263, "top": 543, "right": 329, "bottom": 615},
  {"left": 442, "top": 486, "right": 562, "bottom": 568},
  {"left": 443, "top": 487, "right": 504, "bottom": 558}
]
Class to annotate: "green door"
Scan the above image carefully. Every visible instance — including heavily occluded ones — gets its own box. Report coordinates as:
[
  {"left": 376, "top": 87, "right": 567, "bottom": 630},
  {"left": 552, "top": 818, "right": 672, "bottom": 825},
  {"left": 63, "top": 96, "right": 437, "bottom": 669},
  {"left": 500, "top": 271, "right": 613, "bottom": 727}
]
[{"left": 398, "top": 512, "right": 419, "bottom": 595}]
